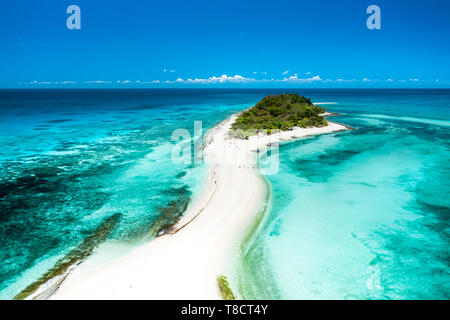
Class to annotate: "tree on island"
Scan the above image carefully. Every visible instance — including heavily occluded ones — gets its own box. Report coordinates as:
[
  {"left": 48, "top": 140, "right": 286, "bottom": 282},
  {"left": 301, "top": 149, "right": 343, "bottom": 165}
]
[{"left": 231, "top": 94, "right": 328, "bottom": 138}]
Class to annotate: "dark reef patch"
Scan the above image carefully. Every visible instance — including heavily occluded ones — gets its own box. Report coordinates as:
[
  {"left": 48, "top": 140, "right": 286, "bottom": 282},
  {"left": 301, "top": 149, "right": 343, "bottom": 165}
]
[
  {"left": 44, "top": 119, "right": 74, "bottom": 124},
  {"left": 176, "top": 171, "right": 187, "bottom": 179},
  {"left": 149, "top": 185, "right": 192, "bottom": 236},
  {"left": 283, "top": 125, "right": 391, "bottom": 183},
  {"left": 13, "top": 213, "right": 122, "bottom": 300}
]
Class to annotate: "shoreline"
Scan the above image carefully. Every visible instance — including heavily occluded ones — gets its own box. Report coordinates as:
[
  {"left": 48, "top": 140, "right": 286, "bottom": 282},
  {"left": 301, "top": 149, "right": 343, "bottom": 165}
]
[{"left": 23, "top": 112, "right": 349, "bottom": 300}]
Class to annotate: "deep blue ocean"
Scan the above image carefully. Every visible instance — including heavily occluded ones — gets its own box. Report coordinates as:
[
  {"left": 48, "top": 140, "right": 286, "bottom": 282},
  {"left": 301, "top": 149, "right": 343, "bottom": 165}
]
[{"left": 0, "top": 89, "right": 448, "bottom": 299}]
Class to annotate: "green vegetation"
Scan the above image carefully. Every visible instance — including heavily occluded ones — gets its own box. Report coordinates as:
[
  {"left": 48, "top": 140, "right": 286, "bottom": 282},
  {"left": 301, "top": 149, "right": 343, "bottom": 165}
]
[
  {"left": 217, "top": 275, "right": 236, "bottom": 300},
  {"left": 231, "top": 94, "right": 328, "bottom": 138}
]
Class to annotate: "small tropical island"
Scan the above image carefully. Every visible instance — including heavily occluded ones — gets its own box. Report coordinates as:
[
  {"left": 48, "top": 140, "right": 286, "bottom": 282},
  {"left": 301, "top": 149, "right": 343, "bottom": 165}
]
[
  {"left": 17, "top": 93, "right": 350, "bottom": 300},
  {"left": 231, "top": 94, "right": 328, "bottom": 138}
]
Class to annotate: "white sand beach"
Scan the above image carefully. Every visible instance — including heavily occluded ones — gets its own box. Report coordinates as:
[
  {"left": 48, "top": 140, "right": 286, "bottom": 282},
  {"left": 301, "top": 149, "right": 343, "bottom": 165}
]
[{"left": 37, "top": 113, "right": 348, "bottom": 300}]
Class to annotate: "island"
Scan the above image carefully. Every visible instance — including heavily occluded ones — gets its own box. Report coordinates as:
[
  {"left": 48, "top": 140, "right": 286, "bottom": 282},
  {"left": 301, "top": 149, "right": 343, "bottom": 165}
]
[
  {"left": 16, "top": 94, "right": 350, "bottom": 300},
  {"left": 231, "top": 94, "right": 328, "bottom": 138}
]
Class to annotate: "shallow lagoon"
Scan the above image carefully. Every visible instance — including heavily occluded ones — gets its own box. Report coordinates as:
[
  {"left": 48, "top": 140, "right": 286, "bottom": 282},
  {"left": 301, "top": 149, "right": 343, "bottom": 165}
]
[{"left": 241, "top": 90, "right": 450, "bottom": 299}]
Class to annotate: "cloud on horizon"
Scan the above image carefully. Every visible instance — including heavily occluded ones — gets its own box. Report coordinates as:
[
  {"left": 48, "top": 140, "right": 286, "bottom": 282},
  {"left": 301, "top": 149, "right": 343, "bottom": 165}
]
[
  {"left": 278, "top": 75, "right": 322, "bottom": 83},
  {"left": 18, "top": 75, "right": 436, "bottom": 87},
  {"left": 171, "top": 74, "right": 255, "bottom": 84}
]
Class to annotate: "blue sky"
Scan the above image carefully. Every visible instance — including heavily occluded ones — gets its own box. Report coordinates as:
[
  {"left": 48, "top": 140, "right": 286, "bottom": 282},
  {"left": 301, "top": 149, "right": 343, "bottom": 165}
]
[{"left": 1, "top": 0, "right": 449, "bottom": 88}]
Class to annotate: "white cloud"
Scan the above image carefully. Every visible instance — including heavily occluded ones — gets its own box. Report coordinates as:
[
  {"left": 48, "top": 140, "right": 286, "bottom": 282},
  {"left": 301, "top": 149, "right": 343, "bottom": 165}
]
[
  {"left": 22, "top": 73, "right": 428, "bottom": 87},
  {"left": 22, "top": 80, "right": 52, "bottom": 85},
  {"left": 154, "top": 74, "right": 325, "bottom": 85},
  {"left": 135, "top": 80, "right": 161, "bottom": 84},
  {"left": 21, "top": 80, "right": 78, "bottom": 85},
  {"left": 185, "top": 74, "right": 255, "bottom": 84},
  {"left": 336, "top": 78, "right": 357, "bottom": 83},
  {"left": 278, "top": 75, "right": 322, "bottom": 83},
  {"left": 84, "top": 80, "right": 112, "bottom": 84},
  {"left": 282, "top": 70, "right": 289, "bottom": 75},
  {"left": 364, "top": 78, "right": 382, "bottom": 82}
]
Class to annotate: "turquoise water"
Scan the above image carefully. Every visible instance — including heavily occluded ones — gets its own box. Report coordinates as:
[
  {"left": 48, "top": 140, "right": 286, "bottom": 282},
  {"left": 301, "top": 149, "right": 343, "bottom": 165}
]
[
  {"left": 242, "top": 90, "right": 450, "bottom": 299},
  {"left": 0, "top": 89, "right": 254, "bottom": 299},
  {"left": 1, "top": 89, "right": 449, "bottom": 300}
]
